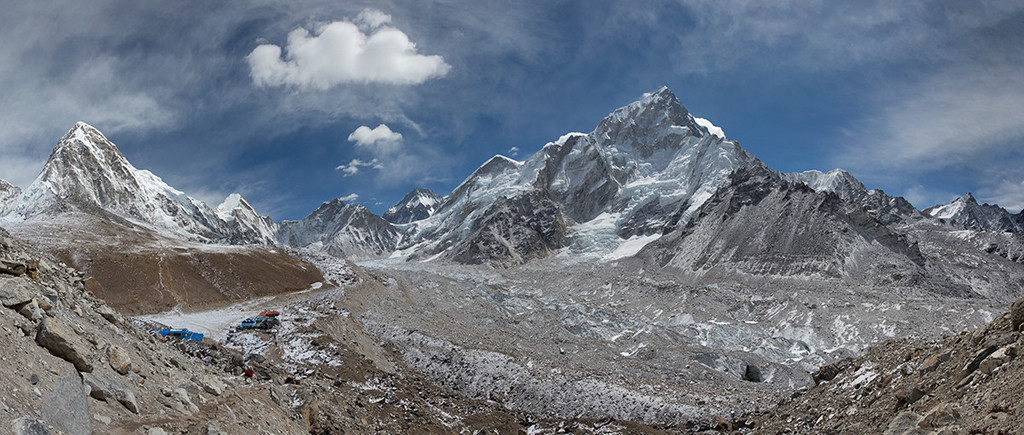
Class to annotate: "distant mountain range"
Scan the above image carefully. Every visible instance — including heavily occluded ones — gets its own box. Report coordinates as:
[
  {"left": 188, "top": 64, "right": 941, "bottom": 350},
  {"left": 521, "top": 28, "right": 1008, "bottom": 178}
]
[{"left": 2, "top": 87, "right": 1023, "bottom": 297}]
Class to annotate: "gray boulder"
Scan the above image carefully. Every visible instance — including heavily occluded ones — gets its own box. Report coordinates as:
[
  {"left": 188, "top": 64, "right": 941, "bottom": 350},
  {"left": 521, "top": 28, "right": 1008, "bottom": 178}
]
[
  {"left": 1011, "top": 297, "right": 1024, "bottom": 331},
  {"left": 107, "top": 345, "right": 132, "bottom": 375},
  {"left": 11, "top": 418, "right": 51, "bottom": 435},
  {"left": 81, "top": 372, "right": 116, "bottom": 401},
  {"left": 0, "top": 259, "right": 27, "bottom": 276},
  {"left": 95, "top": 305, "right": 122, "bottom": 324},
  {"left": 42, "top": 371, "right": 92, "bottom": 435},
  {"left": 36, "top": 317, "right": 94, "bottom": 372},
  {"left": 1, "top": 275, "right": 37, "bottom": 307},
  {"left": 17, "top": 299, "right": 43, "bottom": 322},
  {"left": 114, "top": 388, "right": 140, "bottom": 414},
  {"left": 198, "top": 374, "right": 225, "bottom": 396}
]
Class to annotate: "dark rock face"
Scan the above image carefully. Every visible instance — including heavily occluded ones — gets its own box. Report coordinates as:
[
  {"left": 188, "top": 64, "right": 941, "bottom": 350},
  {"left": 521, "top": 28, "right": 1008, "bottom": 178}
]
[
  {"left": 533, "top": 134, "right": 621, "bottom": 224},
  {"left": 640, "top": 166, "right": 926, "bottom": 281},
  {"left": 448, "top": 192, "right": 569, "bottom": 267}
]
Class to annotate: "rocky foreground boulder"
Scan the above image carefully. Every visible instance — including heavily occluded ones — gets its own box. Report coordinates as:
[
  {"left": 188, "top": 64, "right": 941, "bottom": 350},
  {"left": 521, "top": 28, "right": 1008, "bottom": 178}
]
[{"left": 750, "top": 297, "right": 1024, "bottom": 433}]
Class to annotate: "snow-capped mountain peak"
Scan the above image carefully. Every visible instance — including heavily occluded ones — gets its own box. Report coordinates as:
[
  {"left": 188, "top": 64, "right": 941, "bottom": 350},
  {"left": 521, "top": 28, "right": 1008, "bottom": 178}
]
[
  {"left": 215, "top": 193, "right": 248, "bottom": 221},
  {"left": 13, "top": 122, "right": 275, "bottom": 244},
  {"left": 927, "top": 193, "right": 976, "bottom": 221},
  {"left": 391, "top": 87, "right": 768, "bottom": 264},
  {"left": 924, "top": 192, "right": 1024, "bottom": 233},
  {"left": 782, "top": 169, "right": 868, "bottom": 202},
  {"left": 383, "top": 188, "right": 443, "bottom": 224},
  {"left": 276, "top": 197, "right": 399, "bottom": 258},
  {"left": 0, "top": 178, "right": 21, "bottom": 216}
]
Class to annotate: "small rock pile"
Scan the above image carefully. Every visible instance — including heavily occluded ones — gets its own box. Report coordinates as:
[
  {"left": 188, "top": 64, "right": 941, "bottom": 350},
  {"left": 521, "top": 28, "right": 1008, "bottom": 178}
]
[{"left": 750, "top": 297, "right": 1024, "bottom": 433}]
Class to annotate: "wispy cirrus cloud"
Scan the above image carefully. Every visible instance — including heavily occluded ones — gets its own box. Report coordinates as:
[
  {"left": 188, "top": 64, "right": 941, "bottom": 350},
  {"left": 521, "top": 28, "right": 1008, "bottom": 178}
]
[{"left": 335, "top": 158, "right": 383, "bottom": 177}]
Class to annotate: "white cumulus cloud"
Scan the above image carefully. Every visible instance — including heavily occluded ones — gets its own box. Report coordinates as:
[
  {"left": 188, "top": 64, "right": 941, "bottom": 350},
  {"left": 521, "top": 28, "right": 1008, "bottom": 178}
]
[
  {"left": 347, "top": 124, "right": 403, "bottom": 153},
  {"left": 338, "top": 193, "right": 360, "bottom": 203},
  {"left": 247, "top": 12, "right": 450, "bottom": 89}
]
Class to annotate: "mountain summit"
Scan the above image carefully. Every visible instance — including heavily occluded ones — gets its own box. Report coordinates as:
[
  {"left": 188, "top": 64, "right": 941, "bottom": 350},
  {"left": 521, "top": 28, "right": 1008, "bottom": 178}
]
[
  {"left": 924, "top": 193, "right": 1024, "bottom": 233},
  {"left": 382, "top": 188, "right": 442, "bottom": 224},
  {"left": 13, "top": 122, "right": 274, "bottom": 244},
  {"left": 387, "top": 86, "right": 766, "bottom": 264}
]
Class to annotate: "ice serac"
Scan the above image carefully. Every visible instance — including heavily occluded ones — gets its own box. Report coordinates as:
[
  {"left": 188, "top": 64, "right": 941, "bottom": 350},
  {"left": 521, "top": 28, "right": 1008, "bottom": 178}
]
[
  {"left": 382, "top": 188, "right": 442, "bottom": 224},
  {"left": 401, "top": 87, "right": 768, "bottom": 264},
  {"left": 924, "top": 193, "right": 1024, "bottom": 233},
  {"left": 276, "top": 198, "right": 400, "bottom": 259},
  {"left": 14, "top": 122, "right": 274, "bottom": 245},
  {"left": 639, "top": 166, "right": 928, "bottom": 284},
  {"left": 0, "top": 179, "right": 20, "bottom": 216}
]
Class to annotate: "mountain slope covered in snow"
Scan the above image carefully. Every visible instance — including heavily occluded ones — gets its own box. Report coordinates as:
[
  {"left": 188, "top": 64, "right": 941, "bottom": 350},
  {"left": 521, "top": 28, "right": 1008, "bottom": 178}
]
[
  {"left": 8, "top": 122, "right": 275, "bottom": 244},
  {"left": 924, "top": 193, "right": 1024, "bottom": 233},
  {"left": 382, "top": 188, "right": 442, "bottom": 224},
  {"left": 276, "top": 198, "right": 401, "bottom": 259},
  {"left": 394, "top": 87, "right": 767, "bottom": 265}
]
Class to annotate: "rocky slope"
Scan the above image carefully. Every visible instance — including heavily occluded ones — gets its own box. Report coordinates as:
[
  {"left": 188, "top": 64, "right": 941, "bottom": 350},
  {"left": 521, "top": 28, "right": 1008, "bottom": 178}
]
[
  {"left": 0, "top": 225, "right": 668, "bottom": 434},
  {"left": 751, "top": 297, "right": 1024, "bottom": 434},
  {"left": 641, "top": 166, "right": 927, "bottom": 285}
]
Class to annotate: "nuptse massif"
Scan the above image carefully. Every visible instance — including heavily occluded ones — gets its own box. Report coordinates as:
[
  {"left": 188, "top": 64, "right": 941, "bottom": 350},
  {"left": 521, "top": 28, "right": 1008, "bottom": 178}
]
[{"left": 1, "top": 87, "right": 1024, "bottom": 432}]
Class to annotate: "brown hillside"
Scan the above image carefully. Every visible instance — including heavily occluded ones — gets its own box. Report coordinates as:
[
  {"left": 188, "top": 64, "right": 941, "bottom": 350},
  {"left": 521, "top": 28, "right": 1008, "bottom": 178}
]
[{"left": 52, "top": 246, "right": 323, "bottom": 315}]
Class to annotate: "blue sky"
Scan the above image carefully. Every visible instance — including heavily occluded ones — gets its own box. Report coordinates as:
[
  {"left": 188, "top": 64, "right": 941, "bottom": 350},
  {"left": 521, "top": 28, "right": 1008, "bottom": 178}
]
[{"left": 1, "top": 1, "right": 1023, "bottom": 220}]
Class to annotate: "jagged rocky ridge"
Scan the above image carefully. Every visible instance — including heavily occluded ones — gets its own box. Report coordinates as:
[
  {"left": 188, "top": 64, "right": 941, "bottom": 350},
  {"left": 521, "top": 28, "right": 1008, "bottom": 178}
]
[
  {"left": 924, "top": 192, "right": 1024, "bottom": 233},
  {"left": 391, "top": 87, "right": 767, "bottom": 265},
  {"left": 5, "top": 90, "right": 1024, "bottom": 282},
  {"left": 382, "top": 187, "right": 441, "bottom": 224},
  {"left": 276, "top": 198, "right": 401, "bottom": 258},
  {"left": 639, "top": 166, "right": 927, "bottom": 285}
]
